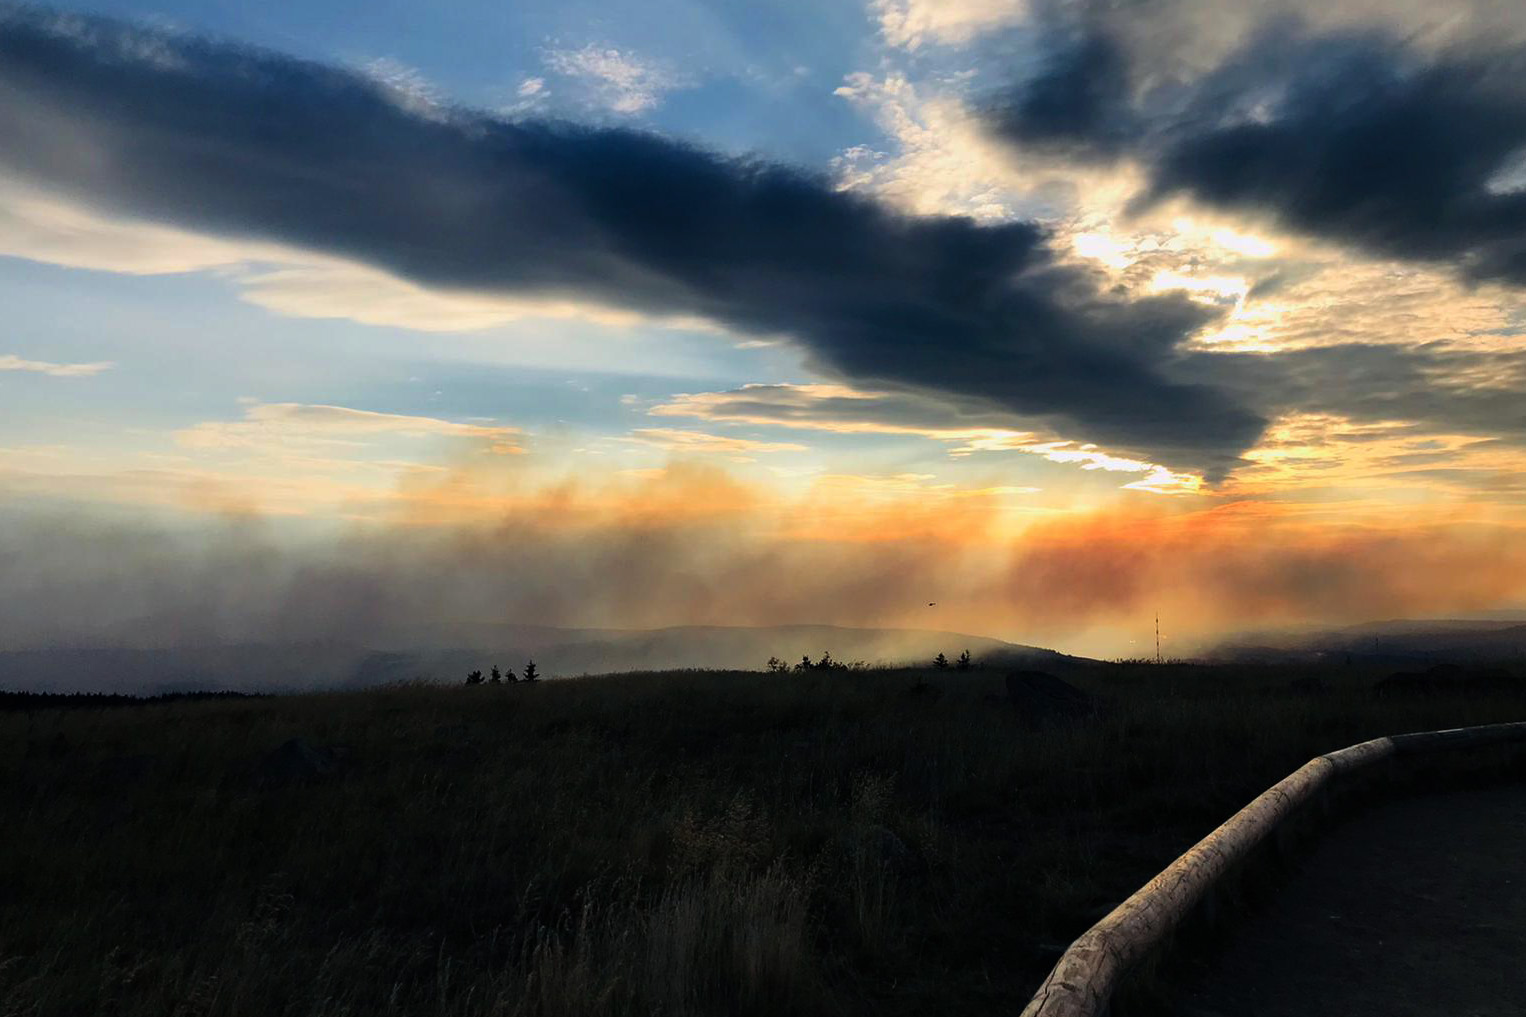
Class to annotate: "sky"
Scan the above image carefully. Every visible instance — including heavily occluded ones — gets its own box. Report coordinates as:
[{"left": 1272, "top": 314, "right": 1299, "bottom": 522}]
[{"left": 3, "top": 0, "right": 1526, "bottom": 659}]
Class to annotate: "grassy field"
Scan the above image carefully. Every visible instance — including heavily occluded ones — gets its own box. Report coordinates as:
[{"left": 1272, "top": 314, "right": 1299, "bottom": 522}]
[{"left": 3, "top": 661, "right": 1524, "bottom": 1016}]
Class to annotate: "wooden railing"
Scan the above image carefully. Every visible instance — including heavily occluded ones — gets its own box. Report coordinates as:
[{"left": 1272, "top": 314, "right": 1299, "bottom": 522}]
[{"left": 1018, "top": 721, "right": 1526, "bottom": 1017}]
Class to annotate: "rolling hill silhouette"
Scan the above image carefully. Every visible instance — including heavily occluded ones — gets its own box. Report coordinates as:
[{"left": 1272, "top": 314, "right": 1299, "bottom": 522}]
[{"left": 0, "top": 624, "right": 1079, "bottom": 695}]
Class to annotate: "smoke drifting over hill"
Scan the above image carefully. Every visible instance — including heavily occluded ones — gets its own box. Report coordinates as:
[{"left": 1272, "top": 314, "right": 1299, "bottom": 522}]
[{"left": 4, "top": 460, "right": 1523, "bottom": 668}]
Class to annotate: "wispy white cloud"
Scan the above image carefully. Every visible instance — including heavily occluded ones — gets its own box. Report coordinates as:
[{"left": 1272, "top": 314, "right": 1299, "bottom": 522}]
[
  {"left": 236, "top": 260, "right": 670, "bottom": 332},
  {"left": 831, "top": 70, "right": 1141, "bottom": 222},
  {"left": 0, "top": 354, "right": 114, "bottom": 377},
  {"left": 621, "top": 427, "right": 808, "bottom": 457},
  {"left": 0, "top": 179, "right": 281, "bottom": 274},
  {"left": 871, "top": 0, "right": 1027, "bottom": 50},
  {"left": 359, "top": 57, "right": 447, "bottom": 119},
  {"left": 0, "top": 180, "right": 718, "bottom": 335},
  {"left": 0, "top": 403, "right": 528, "bottom": 519},
  {"left": 175, "top": 402, "right": 524, "bottom": 457},
  {"left": 543, "top": 43, "right": 688, "bottom": 114},
  {"left": 653, "top": 383, "right": 1203, "bottom": 493}
]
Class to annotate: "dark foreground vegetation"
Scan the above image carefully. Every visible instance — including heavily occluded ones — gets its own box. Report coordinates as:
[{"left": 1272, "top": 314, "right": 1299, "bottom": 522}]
[
  {"left": 3, "top": 661, "right": 1525, "bottom": 1016},
  {"left": 0, "top": 690, "right": 264, "bottom": 712}
]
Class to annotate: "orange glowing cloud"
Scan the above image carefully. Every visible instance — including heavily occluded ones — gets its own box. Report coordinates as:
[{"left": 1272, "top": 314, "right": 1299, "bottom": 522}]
[{"left": 4, "top": 452, "right": 1526, "bottom": 658}]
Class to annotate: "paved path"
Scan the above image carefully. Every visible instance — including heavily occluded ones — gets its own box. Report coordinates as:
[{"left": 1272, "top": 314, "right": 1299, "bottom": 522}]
[{"left": 1177, "top": 785, "right": 1526, "bottom": 1017}]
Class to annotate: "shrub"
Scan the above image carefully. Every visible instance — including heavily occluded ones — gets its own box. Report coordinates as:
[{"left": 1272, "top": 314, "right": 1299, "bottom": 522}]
[{"left": 792, "top": 652, "right": 854, "bottom": 673}]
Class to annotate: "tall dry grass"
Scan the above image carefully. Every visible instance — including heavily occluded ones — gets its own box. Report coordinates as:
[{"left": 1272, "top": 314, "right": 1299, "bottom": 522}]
[{"left": 2, "top": 662, "right": 1523, "bottom": 1016}]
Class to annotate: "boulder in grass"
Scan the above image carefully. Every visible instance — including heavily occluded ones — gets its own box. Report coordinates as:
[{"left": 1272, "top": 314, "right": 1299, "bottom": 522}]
[
  {"left": 842, "top": 823, "right": 922, "bottom": 880},
  {"left": 1284, "top": 675, "right": 1328, "bottom": 696},
  {"left": 906, "top": 679, "right": 943, "bottom": 702},
  {"left": 253, "top": 737, "right": 344, "bottom": 789},
  {"left": 1004, "top": 671, "right": 1094, "bottom": 726}
]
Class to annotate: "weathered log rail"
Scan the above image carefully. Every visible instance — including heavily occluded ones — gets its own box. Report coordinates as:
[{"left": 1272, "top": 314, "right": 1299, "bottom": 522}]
[{"left": 1019, "top": 720, "right": 1526, "bottom": 1017}]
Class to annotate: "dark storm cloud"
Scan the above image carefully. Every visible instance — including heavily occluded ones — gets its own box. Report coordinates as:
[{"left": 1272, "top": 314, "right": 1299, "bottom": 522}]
[
  {"left": 1147, "top": 32, "right": 1526, "bottom": 284},
  {"left": 986, "top": 19, "right": 1526, "bottom": 285},
  {"left": 1184, "top": 341, "right": 1526, "bottom": 441},
  {"left": 672, "top": 340, "right": 1526, "bottom": 459},
  {"left": 986, "top": 29, "right": 1138, "bottom": 159},
  {"left": 0, "top": 6, "right": 1262, "bottom": 476}
]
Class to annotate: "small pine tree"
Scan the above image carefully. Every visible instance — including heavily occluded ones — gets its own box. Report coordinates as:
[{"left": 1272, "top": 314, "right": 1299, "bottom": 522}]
[
  {"left": 522, "top": 660, "right": 539, "bottom": 683},
  {"left": 465, "top": 669, "right": 485, "bottom": 686},
  {"left": 795, "top": 655, "right": 812, "bottom": 672},
  {"left": 956, "top": 649, "right": 972, "bottom": 671},
  {"left": 489, "top": 665, "right": 502, "bottom": 684},
  {"left": 933, "top": 652, "right": 949, "bottom": 669},
  {"left": 766, "top": 656, "right": 791, "bottom": 674}
]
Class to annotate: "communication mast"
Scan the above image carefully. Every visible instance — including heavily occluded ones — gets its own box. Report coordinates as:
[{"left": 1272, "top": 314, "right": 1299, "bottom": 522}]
[{"left": 1155, "top": 613, "right": 1162, "bottom": 665}]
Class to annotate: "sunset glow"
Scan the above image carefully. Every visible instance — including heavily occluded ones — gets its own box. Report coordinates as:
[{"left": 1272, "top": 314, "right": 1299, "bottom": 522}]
[{"left": 4, "top": 0, "right": 1526, "bottom": 658}]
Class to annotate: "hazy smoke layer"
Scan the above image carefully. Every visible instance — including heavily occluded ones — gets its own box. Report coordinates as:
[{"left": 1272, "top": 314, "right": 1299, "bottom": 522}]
[{"left": 3, "top": 467, "right": 1523, "bottom": 661}]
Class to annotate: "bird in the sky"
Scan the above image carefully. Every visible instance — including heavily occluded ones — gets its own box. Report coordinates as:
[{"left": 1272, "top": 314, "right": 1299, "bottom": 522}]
[{"left": 928, "top": 602, "right": 936, "bottom": 606}]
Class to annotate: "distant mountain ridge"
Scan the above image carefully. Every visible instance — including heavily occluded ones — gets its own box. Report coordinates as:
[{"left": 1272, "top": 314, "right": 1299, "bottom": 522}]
[
  {"left": 1209, "top": 618, "right": 1526, "bottom": 664},
  {"left": 0, "top": 623, "right": 1077, "bottom": 695}
]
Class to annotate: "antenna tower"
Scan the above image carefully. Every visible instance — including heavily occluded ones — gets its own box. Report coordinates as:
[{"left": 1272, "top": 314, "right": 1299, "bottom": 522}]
[{"left": 1155, "top": 612, "right": 1162, "bottom": 665}]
